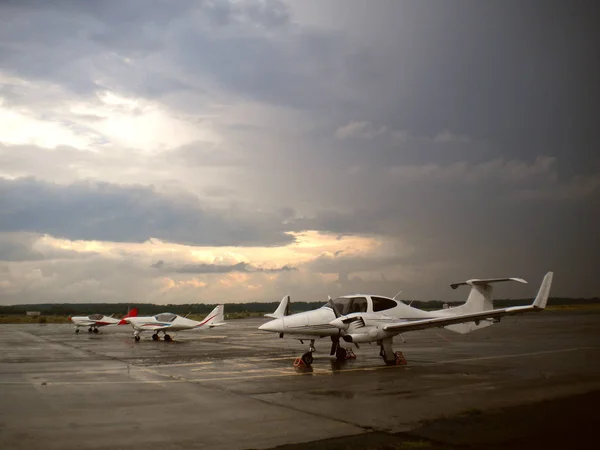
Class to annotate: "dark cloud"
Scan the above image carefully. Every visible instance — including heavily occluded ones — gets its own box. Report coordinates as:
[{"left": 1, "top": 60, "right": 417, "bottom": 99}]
[
  {"left": 0, "top": 233, "right": 44, "bottom": 261},
  {"left": 0, "top": 1, "right": 599, "bottom": 301},
  {"left": 152, "top": 260, "right": 296, "bottom": 274},
  {"left": 0, "top": 177, "right": 294, "bottom": 247}
]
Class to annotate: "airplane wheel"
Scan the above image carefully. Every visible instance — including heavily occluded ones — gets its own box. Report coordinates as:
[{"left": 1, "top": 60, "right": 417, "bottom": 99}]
[
  {"left": 75, "top": 329, "right": 80, "bottom": 334},
  {"left": 134, "top": 335, "right": 140, "bottom": 342},
  {"left": 93, "top": 328, "right": 99, "bottom": 334},
  {"left": 380, "top": 351, "right": 396, "bottom": 366},
  {"left": 152, "top": 334, "right": 159, "bottom": 341},
  {"left": 335, "top": 347, "right": 348, "bottom": 361},
  {"left": 88, "top": 328, "right": 92, "bottom": 333},
  {"left": 164, "top": 334, "right": 172, "bottom": 342},
  {"left": 301, "top": 352, "right": 313, "bottom": 365}
]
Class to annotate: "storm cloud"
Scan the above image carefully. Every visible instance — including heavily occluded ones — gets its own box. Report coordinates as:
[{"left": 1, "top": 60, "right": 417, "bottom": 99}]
[
  {"left": 0, "top": 1, "right": 598, "bottom": 304},
  {"left": 0, "top": 177, "right": 294, "bottom": 247}
]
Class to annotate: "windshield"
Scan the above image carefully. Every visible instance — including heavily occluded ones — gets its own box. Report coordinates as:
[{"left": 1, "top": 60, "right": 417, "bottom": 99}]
[
  {"left": 325, "top": 297, "right": 368, "bottom": 315},
  {"left": 154, "top": 313, "right": 178, "bottom": 322},
  {"left": 88, "top": 314, "right": 103, "bottom": 320}
]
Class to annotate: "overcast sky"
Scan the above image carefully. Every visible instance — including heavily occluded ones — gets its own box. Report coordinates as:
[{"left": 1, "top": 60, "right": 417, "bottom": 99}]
[{"left": 0, "top": 1, "right": 598, "bottom": 305}]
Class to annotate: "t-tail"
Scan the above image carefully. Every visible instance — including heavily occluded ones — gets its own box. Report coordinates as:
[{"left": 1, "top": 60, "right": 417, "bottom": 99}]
[
  {"left": 441, "top": 272, "right": 553, "bottom": 334},
  {"left": 198, "top": 304, "right": 226, "bottom": 328},
  {"left": 441, "top": 276, "right": 527, "bottom": 333}
]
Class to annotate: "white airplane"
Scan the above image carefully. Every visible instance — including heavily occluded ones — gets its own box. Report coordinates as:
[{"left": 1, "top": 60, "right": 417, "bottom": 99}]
[
  {"left": 69, "top": 308, "right": 138, "bottom": 333},
  {"left": 125, "top": 304, "right": 226, "bottom": 341},
  {"left": 259, "top": 272, "right": 553, "bottom": 366}
]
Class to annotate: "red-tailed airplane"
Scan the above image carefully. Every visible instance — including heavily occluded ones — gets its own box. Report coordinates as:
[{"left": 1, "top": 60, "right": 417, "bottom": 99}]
[{"left": 69, "top": 308, "right": 138, "bottom": 333}]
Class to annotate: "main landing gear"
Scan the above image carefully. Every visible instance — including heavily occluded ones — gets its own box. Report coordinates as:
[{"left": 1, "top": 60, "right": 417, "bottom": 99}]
[
  {"left": 379, "top": 338, "right": 407, "bottom": 366},
  {"left": 330, "top": 336, "right": 356, "bottom": 362},
  {"left": 87, "top": 327, "right": 99, "bottom": 334},
  {"left": 137, "top": 331, "right": 173, "bottom": 342}
]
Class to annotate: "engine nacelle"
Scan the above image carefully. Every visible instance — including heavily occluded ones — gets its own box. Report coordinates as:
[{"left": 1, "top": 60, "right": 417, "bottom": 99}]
[{"left": 342, "top": 327, "right": 390, "bottom": 343}]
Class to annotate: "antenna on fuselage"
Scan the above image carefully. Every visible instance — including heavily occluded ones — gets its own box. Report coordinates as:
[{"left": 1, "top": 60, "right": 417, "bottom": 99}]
[
  {"left": 392, "top": 290, "right": 403, "bottom": 300},
  {"left": 408, "top": 293, "right": 418, "bottom": 307}
]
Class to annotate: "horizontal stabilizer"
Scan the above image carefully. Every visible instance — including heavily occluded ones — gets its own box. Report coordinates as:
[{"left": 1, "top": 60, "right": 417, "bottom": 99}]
[
  {"left": 383, "top": 272, "right": 553, "bottom": 334},
  {"left": 450, "top": 277, "right": 527, "bottom": 290}
]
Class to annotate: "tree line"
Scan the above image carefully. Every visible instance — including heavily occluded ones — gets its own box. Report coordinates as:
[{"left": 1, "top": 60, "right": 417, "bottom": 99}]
[{"left": 1, "top": 297, "right": 598, "bottom": 316}]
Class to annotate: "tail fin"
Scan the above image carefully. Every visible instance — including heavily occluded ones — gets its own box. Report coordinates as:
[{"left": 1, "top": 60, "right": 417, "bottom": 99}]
[
  {"left": 447, "top": 277, "right": 527, "bottom": 315},
  {"left": 118, "top": 307, "right": 138, "bottom": 325},
  {"left": 200, "top": 305, "right": 225, "bottom": 328},
  {"left": 265, "top": 295, "right": 290, "bottom": 319}
]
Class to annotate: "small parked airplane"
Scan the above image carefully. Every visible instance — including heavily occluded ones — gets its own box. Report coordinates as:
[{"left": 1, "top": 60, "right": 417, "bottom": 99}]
[
  {"left": 259, "top": 272, "right": 553, "bottom": 366},
  {"left": 70, "top": 308, "right": 138, "bottom": 333},
  {"left": 125, "top": 304, "right": 226, "bottom": 341}
]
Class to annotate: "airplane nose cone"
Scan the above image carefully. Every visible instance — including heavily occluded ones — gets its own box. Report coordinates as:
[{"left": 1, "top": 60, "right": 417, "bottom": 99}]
[
  {"left": 259, "top": 318, "right": 283, "bottom": 333},
  {"left": 329, "top": 318, "right": 347, "bottom": 329}
]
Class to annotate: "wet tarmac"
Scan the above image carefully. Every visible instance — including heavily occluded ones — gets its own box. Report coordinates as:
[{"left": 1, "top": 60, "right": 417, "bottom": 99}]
[{"left": 1, "top": 310, "right": 599, "bottom": 449}]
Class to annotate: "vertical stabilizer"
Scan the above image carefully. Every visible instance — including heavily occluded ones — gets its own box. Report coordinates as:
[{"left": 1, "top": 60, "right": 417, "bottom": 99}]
[
  {"left": 202, "top": 304, "right": 225, "bottom": 327},
  {"left": 265, "top": 295, "right": 291, "bottom": 319},
  {"left": 445, "top": 277, "right": 528, "bottom": 315},
  {"left": 442, "top": 276, "right": 528, "bottom": 333}
]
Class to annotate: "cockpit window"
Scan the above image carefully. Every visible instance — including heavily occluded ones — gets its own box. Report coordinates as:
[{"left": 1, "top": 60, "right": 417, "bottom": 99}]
[
  {"left": 372, "top": 296, "right": 398, "bottom": 312},
  {"left": 327, "top": 297, "right": 368, "bottom": 315},
  {"left": 155, "top": 313, "right": 178, "bottom": 322},
  {"left": 89, "top": 314, "right": 103, "bottom": 320}
]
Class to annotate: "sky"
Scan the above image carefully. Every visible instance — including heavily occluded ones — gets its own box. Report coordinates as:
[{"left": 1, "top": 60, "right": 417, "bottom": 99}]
[{"left": 0, "top": 0, "right": 598, "bottom": 305}]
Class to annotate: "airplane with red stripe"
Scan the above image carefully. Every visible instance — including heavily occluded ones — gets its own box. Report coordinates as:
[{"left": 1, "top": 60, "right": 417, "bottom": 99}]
[
  {"left": 69, "top": 308, "right": 138, "bottom": 334},
  {"left": 124, "top": 304, "right": 225, "bottom": 342}
]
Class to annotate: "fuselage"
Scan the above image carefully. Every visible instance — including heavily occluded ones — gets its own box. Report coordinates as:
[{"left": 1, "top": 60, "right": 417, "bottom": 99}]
[
  {"left": 70, "top": 315, "right": 121, "bottom": 327},
  {"left": 127, "top": 313, "right": 212, "bottom": 332},
  {"left": 259, "top": 295, "right": 439, "bottom": 338}
]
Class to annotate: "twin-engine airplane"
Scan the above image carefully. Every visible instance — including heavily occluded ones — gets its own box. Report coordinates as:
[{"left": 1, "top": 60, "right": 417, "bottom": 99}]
[
  {"left": 125, "top": 304, "right": 226, "bottom": 341},
  {"left": 259, "top": 272, "right": 553, "bottom": 366},
  {"left": 69, "top": 308, "right": 138, "bottom": 333}
]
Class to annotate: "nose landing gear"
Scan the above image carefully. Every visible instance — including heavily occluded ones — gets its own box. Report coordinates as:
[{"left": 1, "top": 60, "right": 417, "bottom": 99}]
[{"left": 296, "top": 339, "right": 316, "bottom": 366}]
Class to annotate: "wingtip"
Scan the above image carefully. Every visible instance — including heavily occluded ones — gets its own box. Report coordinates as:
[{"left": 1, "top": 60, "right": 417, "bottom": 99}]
[{"left": 533, "top": 271, "right": 554, "bottom": 309}]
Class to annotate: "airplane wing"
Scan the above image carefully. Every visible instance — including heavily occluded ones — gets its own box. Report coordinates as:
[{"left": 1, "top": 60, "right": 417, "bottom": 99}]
[
  {"left": 143, "top": 324, "right": 173, "bottom": 331},
  {"left": 382, "top": 272, "right": 553, "bottom": 334}
]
